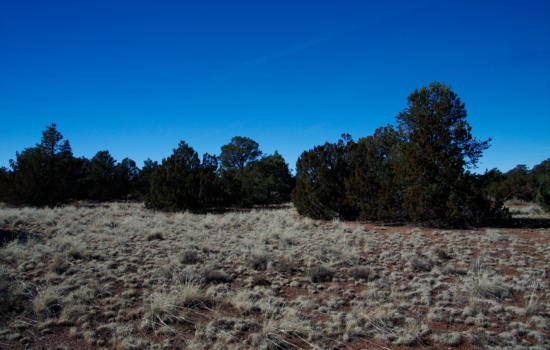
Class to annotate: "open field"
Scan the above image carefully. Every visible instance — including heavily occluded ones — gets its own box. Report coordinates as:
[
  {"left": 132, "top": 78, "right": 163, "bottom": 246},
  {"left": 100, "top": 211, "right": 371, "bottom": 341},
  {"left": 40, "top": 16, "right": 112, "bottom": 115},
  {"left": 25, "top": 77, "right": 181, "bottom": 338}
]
[{"left": 0, "top": 202, "right": 549, "bottom": 350}]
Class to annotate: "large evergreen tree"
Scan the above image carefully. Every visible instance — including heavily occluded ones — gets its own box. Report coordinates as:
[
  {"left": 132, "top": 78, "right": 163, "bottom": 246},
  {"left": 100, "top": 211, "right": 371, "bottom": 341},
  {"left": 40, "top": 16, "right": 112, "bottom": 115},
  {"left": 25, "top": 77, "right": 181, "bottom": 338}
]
[
  {"left": 218, "top": 136, "right": 267, "bottom": 206},
  {"left": 395, "top": 81, "right": 493, "bottom": 225},
  {"left": 292, "top": 82, "right": 505, "bottom": 226},
  {"left": 2, "top": 124, "right": 87, "bottom": 207}
]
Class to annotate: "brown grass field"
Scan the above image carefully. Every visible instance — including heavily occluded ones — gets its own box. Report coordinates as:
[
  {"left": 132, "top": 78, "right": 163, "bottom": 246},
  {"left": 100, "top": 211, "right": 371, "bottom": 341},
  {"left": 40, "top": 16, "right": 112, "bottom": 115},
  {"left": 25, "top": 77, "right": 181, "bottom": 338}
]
[{"left": 0, "top": 201, "right": 549, "bottom": 349}]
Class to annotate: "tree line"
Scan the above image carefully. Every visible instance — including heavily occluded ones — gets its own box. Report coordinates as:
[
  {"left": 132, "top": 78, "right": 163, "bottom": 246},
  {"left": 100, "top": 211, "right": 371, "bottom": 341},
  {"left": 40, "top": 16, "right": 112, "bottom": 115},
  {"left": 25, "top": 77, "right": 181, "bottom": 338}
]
[
  {"left": 481, "top": 160, "right": 549, "bottom": 212},
  {"left": 291, "top": 82, "right": 550, "bottom": 226},
  {"left": 0, "top": 127, "right": 294, "bottom": 210},
  {"left": 1, "top": 81, "right": 548, "bottom": 225}
]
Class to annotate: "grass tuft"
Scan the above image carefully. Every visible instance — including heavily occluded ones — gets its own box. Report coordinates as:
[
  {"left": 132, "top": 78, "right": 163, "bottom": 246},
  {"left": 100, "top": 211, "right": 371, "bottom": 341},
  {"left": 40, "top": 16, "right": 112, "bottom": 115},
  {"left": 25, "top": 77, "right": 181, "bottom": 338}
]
[
  {"left": 307, "top": 265, "right": 334, "bottom": 283},
  {"left": 181, "top": 250, "right": 201, "bottom": 264},
  {"left": 248, "top": 250, "right": 271, "bottom": 271},
  {"left": 409, "top": 256, "right": 433, "bottom": 272},
  {"left": 348, "top": 266, "right": 372, "bottom": 280},
  {"left": 49, "top": 255, "right": 69, "bottom": 274},
  {"left": 34, "top": 285, "right": 62, "bottom": 316},
  {"left": 199, "top": 267, "right": 232, "bottom": 284}
]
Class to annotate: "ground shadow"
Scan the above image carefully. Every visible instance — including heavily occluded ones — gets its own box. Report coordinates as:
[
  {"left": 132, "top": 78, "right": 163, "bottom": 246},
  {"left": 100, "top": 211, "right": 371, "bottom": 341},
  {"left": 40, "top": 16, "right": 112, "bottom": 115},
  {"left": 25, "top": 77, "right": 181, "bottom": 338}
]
[
  {"left": 336, "top": 215, "right": 550, "bottom": 230},
  {"left": 0, "top": 229, "right": 31, "bottom": 247},
  {"left": 495, "top": 217, "right": 550, "bottom": 229}
]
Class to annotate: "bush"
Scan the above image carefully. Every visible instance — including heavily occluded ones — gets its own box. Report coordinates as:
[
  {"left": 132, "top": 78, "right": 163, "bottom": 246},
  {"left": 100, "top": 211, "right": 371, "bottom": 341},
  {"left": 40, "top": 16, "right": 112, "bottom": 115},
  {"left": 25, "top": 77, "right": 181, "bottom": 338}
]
[
  {"left": 198, "top": 267, "right": 232, "bottom": 284},
  {"left": 145, "top": 141, "right": 222, "bottom": 211},
  {"left": 292, "top": 140, "right": 352, "bottom": 219},
  {"left": 307, "top": 265, "right": 334, "bottom": 282},
  {"left": 49, "top": 255, "right": 69, "bottom": 274},
  {"left": 348, "top": 266, "right": 372, "bottom": 280},
  {"left": 409, "top": 256, "right": 433, "bottom": 272},
  {"left": 276, "top": 256, "right": 294, "bottom": 274},
  {"left": 248, "top": 251, "right": 271, "bottom": 271},
  {"left": 181, "top": 250, "right": 200, "bottom": 264},
  {"left": 434, "top": 248, "right": 452, "bottom": 261},
  {"left": 252, "top": 276, "right": 271, "bottom": 286}
]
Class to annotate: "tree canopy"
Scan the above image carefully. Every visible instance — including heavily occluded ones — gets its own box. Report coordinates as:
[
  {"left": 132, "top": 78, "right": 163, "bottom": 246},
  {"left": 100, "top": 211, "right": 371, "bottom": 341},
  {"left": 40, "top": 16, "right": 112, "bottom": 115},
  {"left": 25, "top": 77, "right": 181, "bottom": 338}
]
[
  {"left": 219, "top": 136, "right": 262, "bottom": 179},
  {"left": 2, "top": 91, "right": 546, "bottom": 222},
  {"left": 292, "top": 82, "right": 505, "bottom": 226},
  {"left": 1, "top": 124, "right": 87, "bottom": 206},
  {"left": 145, "top": 141, "right": 223, "bottom": 211}
]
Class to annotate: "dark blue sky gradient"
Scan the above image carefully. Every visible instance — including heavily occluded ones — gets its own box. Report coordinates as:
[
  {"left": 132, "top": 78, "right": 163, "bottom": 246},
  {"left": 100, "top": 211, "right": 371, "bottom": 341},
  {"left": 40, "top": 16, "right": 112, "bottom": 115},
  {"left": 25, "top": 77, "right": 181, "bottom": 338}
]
[{"left": 1, "top": 0, "right": 549, "bottom": 173}]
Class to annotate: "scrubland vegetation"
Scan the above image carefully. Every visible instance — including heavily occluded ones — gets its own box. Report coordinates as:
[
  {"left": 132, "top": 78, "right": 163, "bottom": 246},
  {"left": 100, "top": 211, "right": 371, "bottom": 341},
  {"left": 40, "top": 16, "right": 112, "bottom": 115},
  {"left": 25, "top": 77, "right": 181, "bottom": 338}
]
[
  {"left": 1, "top": 202, "right": 549, "bottom": 349},
  {"left": 1, "top": 81, "right": 549, "bottom": 349},
  {"left": 3, "top": 82, "right": 548, "bottom": 228},
  {"left": 291, "top": 82, "right": 550, "bottom": 226}
]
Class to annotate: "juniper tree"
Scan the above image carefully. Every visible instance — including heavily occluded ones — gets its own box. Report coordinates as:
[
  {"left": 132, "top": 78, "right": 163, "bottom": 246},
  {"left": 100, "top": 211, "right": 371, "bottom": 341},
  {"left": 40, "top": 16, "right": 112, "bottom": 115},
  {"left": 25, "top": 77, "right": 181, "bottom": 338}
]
[
  {"left": 217, "top": 136, "right": 264, "bottom": 206},
  {"left": 145, "top": 142, "right": 221, "bottom": 211},
  {"left": 344, "top": 126, "right": 403, "bottom": 221},
  {"left": 247, "top": 151, "right": 294, "bottom": 205},
  {"left": 292, "top": 138, "right": 352, "bottom": 219},
  {"left": 533, "top": 158, "right": 550, "bottom": 211},
  {"left": 395, "top": 81, "right": 493, "bottom": 225},
  {"left": 219, "top": 168, "right": 242, "bottom": 205},
  {"left": 219, "top": 136, "right": 262, "bottom": 180},
  {"left": 504, "top": 165, "right": 539, "bottom": 202}
]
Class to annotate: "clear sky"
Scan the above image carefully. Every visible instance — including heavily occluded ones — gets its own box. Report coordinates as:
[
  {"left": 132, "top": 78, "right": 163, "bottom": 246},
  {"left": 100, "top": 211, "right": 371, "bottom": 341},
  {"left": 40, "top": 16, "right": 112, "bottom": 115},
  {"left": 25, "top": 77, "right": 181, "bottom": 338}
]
[{"left": 1, "top": 0, "right": 549, "bottom": 174}]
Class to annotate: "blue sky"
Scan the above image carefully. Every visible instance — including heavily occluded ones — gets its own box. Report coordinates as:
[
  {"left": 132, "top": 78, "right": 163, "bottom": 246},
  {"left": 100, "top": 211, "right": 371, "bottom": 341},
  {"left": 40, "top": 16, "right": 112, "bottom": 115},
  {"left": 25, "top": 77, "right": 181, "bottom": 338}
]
[{"left": 1, "top": 0, "right": 549, "bottom": 174}]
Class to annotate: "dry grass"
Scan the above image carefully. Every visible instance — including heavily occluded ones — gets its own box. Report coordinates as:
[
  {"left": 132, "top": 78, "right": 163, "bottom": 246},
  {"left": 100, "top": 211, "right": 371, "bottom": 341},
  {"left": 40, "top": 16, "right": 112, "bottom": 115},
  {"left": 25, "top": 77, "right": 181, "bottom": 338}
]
[
  {"left": 506, "top": 201, "right": 550, "bottom": 218},
  {"left": 0, "top": 202, "right": 549, "bottom": 349}
]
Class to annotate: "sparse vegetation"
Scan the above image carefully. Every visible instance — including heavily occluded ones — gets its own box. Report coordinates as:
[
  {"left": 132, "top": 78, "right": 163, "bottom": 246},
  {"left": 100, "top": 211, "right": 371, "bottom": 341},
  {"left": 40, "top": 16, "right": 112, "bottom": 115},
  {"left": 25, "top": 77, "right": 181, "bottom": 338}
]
[{"left": 0, "top": 201, "right": 548, "bottom": 349}]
